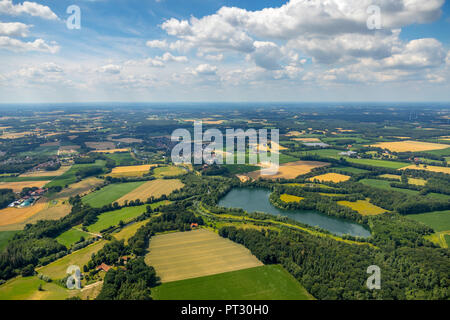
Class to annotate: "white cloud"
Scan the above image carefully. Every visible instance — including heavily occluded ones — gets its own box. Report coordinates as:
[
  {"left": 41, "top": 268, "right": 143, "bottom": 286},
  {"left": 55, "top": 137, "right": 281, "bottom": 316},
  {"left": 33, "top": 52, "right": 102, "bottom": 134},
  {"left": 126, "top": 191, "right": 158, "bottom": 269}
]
[
  {"left": 0, "top": 22, "right": 30, "bottom": 37},
  {"left": 0, "top": 0, "right": 59, "bottom": 20},
  {"left": 146, "top": 39, "right": 168, "bottom": 49},
  {"left": 98, "top": 64, "right": 122, "bottom": 74},
  {"left": 0, "top": 36, "right": 59, "bottom": 53},
  {"left": 192, "top": 64, "right": 217, "bottom": 75}
]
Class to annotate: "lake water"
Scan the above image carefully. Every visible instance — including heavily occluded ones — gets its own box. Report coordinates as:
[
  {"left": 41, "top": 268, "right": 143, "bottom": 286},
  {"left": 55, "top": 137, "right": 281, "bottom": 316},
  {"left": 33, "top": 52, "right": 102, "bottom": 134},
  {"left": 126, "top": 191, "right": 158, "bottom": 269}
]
[{"left": 218, "top": 188, "right": 371, "bottom": 238}]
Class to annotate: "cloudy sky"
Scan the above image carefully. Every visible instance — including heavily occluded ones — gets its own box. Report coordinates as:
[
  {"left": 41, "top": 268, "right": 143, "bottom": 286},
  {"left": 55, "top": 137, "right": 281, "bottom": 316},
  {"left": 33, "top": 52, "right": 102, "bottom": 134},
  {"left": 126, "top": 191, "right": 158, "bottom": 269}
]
[{"left": 0, "top": 0, "right": 449, "bottom": 103}]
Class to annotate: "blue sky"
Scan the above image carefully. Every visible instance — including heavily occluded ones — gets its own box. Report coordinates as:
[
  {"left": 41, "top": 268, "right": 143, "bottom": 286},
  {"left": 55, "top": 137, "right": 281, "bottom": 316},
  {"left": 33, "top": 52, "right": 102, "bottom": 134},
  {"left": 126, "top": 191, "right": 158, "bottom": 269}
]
[{"left": 0, "top": 0, "right": 449, "bottom": 103}]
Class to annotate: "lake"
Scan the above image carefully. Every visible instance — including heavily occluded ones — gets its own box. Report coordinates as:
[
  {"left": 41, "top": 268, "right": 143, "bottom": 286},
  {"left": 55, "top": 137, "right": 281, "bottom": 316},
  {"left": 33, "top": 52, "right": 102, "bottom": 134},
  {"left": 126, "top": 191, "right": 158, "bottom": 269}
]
[{"left": 218, "top": 188, "right": 371, "bottom": 238}]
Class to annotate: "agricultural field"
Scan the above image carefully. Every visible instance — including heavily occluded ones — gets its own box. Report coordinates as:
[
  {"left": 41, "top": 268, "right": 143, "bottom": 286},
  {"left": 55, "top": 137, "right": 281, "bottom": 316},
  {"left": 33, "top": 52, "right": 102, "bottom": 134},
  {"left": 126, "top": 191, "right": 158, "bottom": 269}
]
[
  {"left": 86, "top": 203, "right": 167, "bottom": 233},
  {"left": 406, "top": 210, "right": 450, "bottom": 233},
  {"left": 334, "top": 166, "right": 369, "bottom": 174},
  {"left": 370, "top": 140, "right": 449, "bottom": 153},
  {"left": 152, "top": 265, "right": 313, "bottom": 300},
  {"left": 280, "top": 194, "right": 304, "bottom": 203},
  {"left": 108, "top": 164, "right": 156, "bottom": 178},
  {"left": 45, "top": 160, "right": 106, "bottom": 188},
  {"left": 82, "top": 181, "right": 144, "bottom": 208},
  {"left": 152, "top": 166, "right": 186, "bottom": 178},
  {"left": 37, "top": 240, "right": 106, "bottom": 280},
  {"left": 0, "top": 180, "right": 50, "bottom": 192},
  {"left": 19, "top": 166, "right": 72, "bottom": 178},
  {"left": 53, "top": 177, "right": 104, "bottom": 199},
  {"left": 56, "top": 228, "right": 94, "bottom": 248},
  {"left": 0, "top": 276, "right": 73, "bottom": 300},
  {"left": 145, "top": 229, "right": 263, "bottom": 283},
  {"left": 337, "top": 200, "right": 387, "bottom": 216},
  {"left": 247, "top": 161, "right": 330, "bottom": 180},
  {"left": 115, "top": 179, "right": 184, "bottom": 205},
  {"left": 346, "top": 158, "right": 410, "bottom": 169},
  {"left": 401, "top": 164, "right": 450, "bottom": 175},
  {"left": 113, "top": 219, "right": 150, "bottom": 244},
  {"left": 105, "top": 152, "right": 137, "bottom": 166},
  {"left": 0, "top": 201, "right": 47, "bottom": 227},
  {"left": 85, "top": 141, "right": 116, "bottom": 150},
  {"left": 359, "top": 179, "right": 420, "bottom": 196},
  {"left": 309, "top": 173, "right": 351, "bottom": 183}
]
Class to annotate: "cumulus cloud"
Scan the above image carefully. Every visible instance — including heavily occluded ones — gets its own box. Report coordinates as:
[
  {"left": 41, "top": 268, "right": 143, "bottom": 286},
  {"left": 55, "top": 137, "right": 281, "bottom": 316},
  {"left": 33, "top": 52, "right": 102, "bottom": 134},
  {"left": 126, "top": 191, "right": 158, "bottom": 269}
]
[
  {"left": 0, "top": 36, "right": 59, "bottom": 53},
  {"left": 0, "top": 22, "right": 30, "bottom": 37},
  {"left": 99, "top": 64, "right": 122, "bottom": 74},
  {"left": 192, "top": 64, "right": 217, "bottom": 75},
  {"left": 0, "top": 0, "right": 59, "bottom": 20}
]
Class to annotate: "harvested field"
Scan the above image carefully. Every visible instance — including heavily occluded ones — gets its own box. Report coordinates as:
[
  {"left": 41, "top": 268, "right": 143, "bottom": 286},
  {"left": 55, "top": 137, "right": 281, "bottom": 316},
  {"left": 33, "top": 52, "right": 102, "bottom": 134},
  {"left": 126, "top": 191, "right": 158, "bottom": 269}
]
[
  {"left": 401, "top": 164, "right": 450, "bottom": 174},
  {"left": 247, "top": 161, "right": 330, "bottom": 180},
  {"left": 85, "top": 141, "right": 115, "bottom": 150},
  {"left": 55, "top": 177, "right": 104, "bottom": 199},
  {"left": 145, "top": 229, "right": 263, "bottom": 283},
  {"left": 309, "top": 173, "right": 351, "bottom": 183},
  {"left": 0, "top": 200, "right": 47, "bottom": 226},
  {"left": 152, "top": 166, "right": 186, "bottom": 178},
  {"left": 0, "top": 180, "right": 50, "bottom": 192},
  {"left": 0, "top": 200, "right": 71, "bottom": 231},
  {"left": 108, "top": 164, "right": 156, "bottom": 177},
  {"left": 292, "top": 138, "right": 321, "bottom": 142},
  {"left": 371, "top": 140, "right": 449, "bottom": 153},
  {"left": 116, "top": 179, "right": 184, "bottom": 205},
  {"left": 338, "top": 200, "right": 387, "bottom": 216},
  {"left": 19, "top": 166, "right": 71, "bottom": 178}
]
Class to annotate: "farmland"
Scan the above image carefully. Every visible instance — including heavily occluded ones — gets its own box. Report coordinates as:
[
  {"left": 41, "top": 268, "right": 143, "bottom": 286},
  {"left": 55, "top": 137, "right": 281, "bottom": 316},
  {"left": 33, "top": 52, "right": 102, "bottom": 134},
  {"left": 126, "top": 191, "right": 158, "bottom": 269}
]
[
  {"left": 0, "top": 181, "right": 50, "bottom": 192},
  {"left": 108, "top": 164, "right": 156, "bottom": 178},
  {"left": 406, "top": 210, "right": 450, "bottom": 233},
  {"left": 54, "top": 177, "right": 104, "bottom": 199},
  {"left": 346, "top": 158, "right": 410, "bottom": 169},
  {"left": 0, "top": 276, "right": 72, "bottom": 300},
  {"left": 145, "top": 229, "right": 263, "bottom": 283},
  {"left": 0, "top": 231, "right": 18, "bottom": 252},
  {"left": 82, "top": 181, "right": 144, "bottom": 208},
  {"left": 0, "top": 201, "right": 47, "bottom": 227},
  {"left": 247, "top": 161, "right": 330, "bottom": 180},
  {"left": 152, "top": 265, "right": 313, "bottom": 300},
  {"left": 401, "top": 164, "right": 450, "bottom": 174},
  {"left": 115, "top": 179, "right": 184, "bottom": 205},
  {"left": 86, "top": 202, "right": 168, "bottom": 233},
  {"left": 371, "top": 140, "right": 449, "bottom": 152},
  {"left": 152, "top": 166, "right": 186, "bottom": 178},
  {"left": 56, "top": 228, "right": 94, "bottom": 248},
  {"left": 45, "top": 160, "right": 106, "bottom": 188},
  {"left": 19, "top": 166, "right": 72, "bottom": 178},
  {"left": 309, "top": 173, "right": 351, "bottom": 183},
  {"left": 337, "top": 200, "right": 387, "bottom": 216}
]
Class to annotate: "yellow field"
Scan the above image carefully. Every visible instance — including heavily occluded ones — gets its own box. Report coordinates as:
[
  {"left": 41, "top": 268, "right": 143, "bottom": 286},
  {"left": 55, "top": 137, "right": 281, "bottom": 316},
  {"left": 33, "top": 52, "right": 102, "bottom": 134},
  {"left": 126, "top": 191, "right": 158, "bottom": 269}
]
[
  {"left": 116, "top": 179, "right": 184, "bottom": 205},
  {"left": 108, "top": 164, "right": 157, "bottom": 177},
  {"left": 0, "top": 131, "right": 35, "bottom": 139},
  {"left": 371, "top": 140, "right": 449, "bottom": 152},
  {"left": 400, "top": 164, "right": 450, "bottom": 174},
  {"left": 309, "top": 173, "right": 351, "bottom": 183},
  {"left": 145, "top": 229, "right": 263, "bottom": 283},
  {"left": 408, "top": 178, "right": 427, "bottom": 186},
  {"left": 280, "top": 194, "right": 304, "bottom": 203},
  {"left": 0, "top": 201, "right": 47, "bottom": 226},
  {"left": 153, "top": 166, "right": 186, "bottom": 178},
  {"left": 285, "top": 131, "right": 304, "bottom": 137},
  {"left": 0, "top": 180, "right": 50, "bottom": 192},
  {"left": 19, "top": 166, "right": 72, "bottom": 178},
  {"left": 338, "top": 200, "right": 387, "bottom": 216},
  {"left": 92, "top": 148, "right": 130, "bottom": 154},
  {"left": 379, "top": 174, "right": 401, "bottom": 180},
  {"left": 247, "top": 161, "right": 330, "bottom": 180},
  {"left": 113, "top": 220, "right": 150, "bottom": 244}
]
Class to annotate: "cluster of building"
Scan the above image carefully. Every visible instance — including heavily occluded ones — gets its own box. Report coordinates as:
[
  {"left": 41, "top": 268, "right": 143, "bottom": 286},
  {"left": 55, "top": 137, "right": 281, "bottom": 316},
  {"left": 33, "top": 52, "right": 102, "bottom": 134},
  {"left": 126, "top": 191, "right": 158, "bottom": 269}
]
[{"left": 8, "top": 188, "right": 46, "bottom": 208}]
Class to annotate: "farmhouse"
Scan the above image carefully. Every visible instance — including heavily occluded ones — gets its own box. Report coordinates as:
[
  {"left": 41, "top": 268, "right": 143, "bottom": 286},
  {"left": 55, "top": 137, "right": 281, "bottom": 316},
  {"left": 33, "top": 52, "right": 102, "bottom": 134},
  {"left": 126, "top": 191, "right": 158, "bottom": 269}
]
[{"left": 96, "top": 263, "right": 111, "bottom": 272}]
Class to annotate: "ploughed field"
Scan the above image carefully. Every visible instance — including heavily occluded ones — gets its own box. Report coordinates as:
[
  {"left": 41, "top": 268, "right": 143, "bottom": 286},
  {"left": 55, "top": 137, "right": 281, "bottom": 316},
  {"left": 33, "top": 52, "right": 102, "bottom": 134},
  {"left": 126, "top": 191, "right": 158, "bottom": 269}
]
[{"left": 145, "top": 229, "right": 263, "bottom": 283}]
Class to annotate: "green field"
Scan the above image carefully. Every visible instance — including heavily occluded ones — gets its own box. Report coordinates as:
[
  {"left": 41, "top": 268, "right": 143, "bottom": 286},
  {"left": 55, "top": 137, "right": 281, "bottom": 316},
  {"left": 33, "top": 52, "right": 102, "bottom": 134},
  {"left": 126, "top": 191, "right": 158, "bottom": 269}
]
[
  {"left": 0, "top": 231, "right": 18, "bottom": 252},
  {"left": 295, "top": 149, "right": 343, "bottom": 159},
  {"left": 0, "top": 176, "right": 58, "bottom": 182},
  {"left": 445, "top": 235, "right": 450, "bottom": 247},
  {"left": 334, "top": 166, "right": 369, "bottom": 174},
  {"left": 406, "top": 210, "right": 450, "bottom": 232},
  {"left": 82, "top": 181, "right": 144, "bottom": 208},
  {"left": 153, "top": 166, "right": 186, "bottom": 178},
  {"left": 37, "top": 240, "right": 106, "bottom": 279},
  {"left": 46, "top": 160, "right": 106, "bottom": 188},
  {"left": 87, "top": 201, "right": 167, "bottom": 233},
  {"left": 346, "top": 158, "right": 409, "bottom": 169},
  {"left": 425, "top": 147, "right": 450, "bottom": 157},
  {"left": 152, "top": 265, "right": 313, "bottom": 300},
  {"left": 105, "top": 152, "right": 137, "bottom": 166},
  {"left": 56, "top": 228, "right": 93, "bottom": 248},
  {"left": 359, "top": 179, "right": 420, "bottom": 196},
  {"left": 0, "top": 276, "right": 71, "bottom": 300},
  {"left": 223, "top": 164, "right": 260, "bottom": 175}
]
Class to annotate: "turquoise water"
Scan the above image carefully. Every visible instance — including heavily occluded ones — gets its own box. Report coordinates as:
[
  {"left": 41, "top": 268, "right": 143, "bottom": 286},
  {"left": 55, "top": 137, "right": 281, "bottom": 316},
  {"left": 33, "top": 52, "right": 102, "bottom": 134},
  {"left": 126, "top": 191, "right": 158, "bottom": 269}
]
[{"left": 218, "top": 188, "right": 371, "bottom": 238}]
